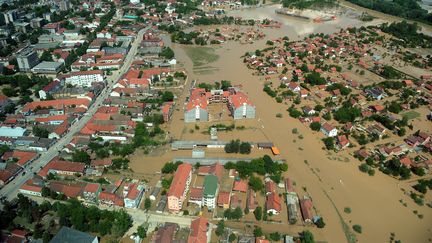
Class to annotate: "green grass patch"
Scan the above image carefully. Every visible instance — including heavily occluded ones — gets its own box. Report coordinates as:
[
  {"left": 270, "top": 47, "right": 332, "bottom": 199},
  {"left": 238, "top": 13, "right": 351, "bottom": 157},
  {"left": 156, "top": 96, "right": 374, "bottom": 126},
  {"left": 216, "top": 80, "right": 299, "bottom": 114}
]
[
  {"left": 184, "top": 46, "right": 219, "bottom": 67},
  {"left": 402, "top": 111, "right": 421, "bottom": 120}
]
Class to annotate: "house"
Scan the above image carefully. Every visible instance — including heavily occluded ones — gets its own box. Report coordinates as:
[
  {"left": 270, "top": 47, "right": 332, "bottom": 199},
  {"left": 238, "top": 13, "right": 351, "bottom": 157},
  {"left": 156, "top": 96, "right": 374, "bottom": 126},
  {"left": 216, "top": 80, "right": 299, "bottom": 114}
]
[
  {"left": 91, "top": 159, "right": 112, "bottom": 168},
  {"left": 188, "top": 217, "right": 208, "bottom": 243},
  {"left": 265, "top": 180, "right": 276, "bottom": 195},
  {"left": 366, "top": 123, "right": 386, "bottom": 139},
  {"left": 162, "top": 102, "right": 174, "bottom": 122},
  {"left": 228, "top": 92, "right": 256, "bottom": 119},
  {"left": 99, "top": 190, "right": 123, "bottom": 206},
  {"left": 123, "top": 183, "right": 145, "bottom": 208},
  {"left": 167, "top": 163, "right": 192, "bottom": 213},
  {"left": 233, "top": 179, "right": 248, "bottom": 192},
  {"left": 320, "top": 122, "right": 338, "bottom": 137},
  {"left": 288, "top": 82, "right": 301, "bottom": 93},
  {"left": 19, "top": 179, "right": 43, "bottom": 196},
  {"left": 202, "top": 175, "right": 218, "bottom": 210},
  {"left": 266, "top": 192, "right": 281, "bottom": 215},
  {"left": 0, "top": 95, "right": 12, "bottom": 113},
  {"left": 83, "top": 183, "right": 101, "bottom": 203},
  {"left": 189, "top": 187, "right": 203, "bottom": 207},
  {"left": 151, "top": 223, "right": 179, "bottom": 243},
  {"left": 336, "top": 135, "right": 350, "bottom": 150},
  {"left": 50, "top": 226, "right": 99, "bottom": 243},
  {"left": 230, "top": 194, "right": 242, "bottom": 209},
  {"left": 38, "top": 159, "right": 86, "bottom": 178},
  {"left": 217, "top": 191, "right": 231, "bottom": 209},
  {"left": 247, "top": 189, "right": 258, "bottom": 212},
  {"left": 300, "top": 197, "right": 313, "bottom": 224},
  {"left": 2, "top": 150, "right": 38, "bottom": 167},
  {"left": 302, "top": 106, "right": 316, "bottom": 116},
  {"left": 286, "top": 192, "right": 299, "bottom": 224},
  {"left": 22, "top": 98, "right": 91, "bottom": 113}
]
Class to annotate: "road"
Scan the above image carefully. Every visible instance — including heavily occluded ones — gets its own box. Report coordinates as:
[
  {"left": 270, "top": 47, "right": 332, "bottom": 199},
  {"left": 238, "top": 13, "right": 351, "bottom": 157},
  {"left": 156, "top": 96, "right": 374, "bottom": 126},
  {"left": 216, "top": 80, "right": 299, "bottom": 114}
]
[{"left": 0, "top": 27, "right": 149, "bottom": 204}]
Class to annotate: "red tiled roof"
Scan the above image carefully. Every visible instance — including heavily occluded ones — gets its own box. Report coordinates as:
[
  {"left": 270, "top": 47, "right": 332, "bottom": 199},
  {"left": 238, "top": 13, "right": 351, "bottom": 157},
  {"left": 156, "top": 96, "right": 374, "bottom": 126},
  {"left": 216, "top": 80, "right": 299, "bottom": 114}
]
[
  {"left": 266, "top": 192, "right": 281, "bottom": 212},
  {"left": 189, "top": 187, "right": 203, "bottom": 200},
  {"left": 91, "top": 158, "right": 112, "bottom": 167},
  {"left": 38, "top": 159, "right": 86, "bottom": 177},
  {"left": 19, "top": 182, "right": 42, "bottom": 193},
  {"left": 84, "top": 183, "right": 100, "bottom": 193},
  {"left": 22, "top": 98, "right": 91, "bottom": 112},
  {"left": 50, "top": 182, "right": 83, "bottom": 198},
  {"left": 229, "top": 92, "right": 254, "bottom": 109},
  {"left": 265, "top": 180, "right": 276, "bottom": 194},
  {"left": 2, "top": 150, "right": 37, "bottom": 167},
  {"left": 168, "top": 163, "right": 192, "bottom": 198},
  {"left": 217, "top": 191, "right": 230, "bottom": 206},
  {"left": 188, "top": 217, "right": 208, "bottom": 243},
  {"left": 300, "top": 198, "right": 313, "bottom": 221},
  {"left": 35, "top": 114, "right": 68, "bottom": 123},
  {"left": 233, "top": 179, "right": 248, "bottom": 192},
  {"left": 125, "top": 183, "right": 141, "bottom": 200}
]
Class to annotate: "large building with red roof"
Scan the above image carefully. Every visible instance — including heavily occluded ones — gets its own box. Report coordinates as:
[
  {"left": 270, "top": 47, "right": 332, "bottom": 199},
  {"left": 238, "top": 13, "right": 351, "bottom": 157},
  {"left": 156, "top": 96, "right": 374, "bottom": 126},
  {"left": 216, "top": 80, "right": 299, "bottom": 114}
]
[
  {"left": 22, "top": 98, "right": 91, "bottom": 113},
  {"left": 184, "top": 87, "right": 255, "bottom": 123},
  {"left": 188, "top": 217, "right": 208, "bottom": 243},
  {"left": 167, "top": 163, "right": 192, "bottom": 213},
  {"left": 38, "top": 159, "right": 86, "bottom": 178},
  {"left": 228, "top": 92, "right": 256, "bottom": 119}
]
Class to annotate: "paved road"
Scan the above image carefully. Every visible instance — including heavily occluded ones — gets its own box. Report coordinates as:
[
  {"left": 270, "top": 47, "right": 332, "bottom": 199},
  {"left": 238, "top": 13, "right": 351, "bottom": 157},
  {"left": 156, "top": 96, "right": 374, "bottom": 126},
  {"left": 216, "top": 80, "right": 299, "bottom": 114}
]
[{"left": 0, "top": 27, "right": 149, "bottom": 204}]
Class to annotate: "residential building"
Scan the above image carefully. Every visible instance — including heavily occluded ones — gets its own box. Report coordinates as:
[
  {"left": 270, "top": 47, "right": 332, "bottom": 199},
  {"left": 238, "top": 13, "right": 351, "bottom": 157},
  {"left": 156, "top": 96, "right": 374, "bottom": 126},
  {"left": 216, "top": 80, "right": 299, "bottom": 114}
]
[
  {"left": 50, "top": 226, "right": 99, "bottom": 243},
  {"left": 184, "top": 96, "right": 208, "bottom": 123},
  {"left": 167, "top": 163, "right": 192, "bottom": 213},
  {"left": 300, "top": 197, "right": 313, "bottom": 224},
  {"left": 217, "top": 191, "right": 230, "bottom": 209},
  {"left": 62, "top": 70, "right": 104, "bottom": 87},
  {"left": 3, "top": 10, "right": 18, "bottom": 24},
  {"left": 16, "top": 47, "right": 39, "bottom": 72},
  {"left": 286, "top": 192, "right": 299, "bottom": 224},
  {"left": 188, "top": 217, "right": 208, "bottom": 243},
  {"left": 228, "top": 92, "right": 256, "bottom": 119},
  {"left": 320, "top": 122, "right": 338, "bottom": 137},
  {"left": 189, "top": 187, "right": 203, "bottom": 207},
  {"left": 202, "top": 174, "right": 218, "bottom": 210},
  {"left": 247, "top": 189, "right": 258, "bottom": 212},
  {"left": 123, "top": 183, "right": 145, "bottom": 208},
  {"left": 266, "top": 192, "right": 281, "bottom": 215},
  {"left": 38, "top": 159, "right": 86, "bottom": 178},
  {"left": 19, "top": 179, "right": 43, "bottom": 197},
  {"left": 83, "top": 183, "right": 101, "bottom": 203},
  {"left": 151, "top": 223, "right": 178, "bottom": 243}
]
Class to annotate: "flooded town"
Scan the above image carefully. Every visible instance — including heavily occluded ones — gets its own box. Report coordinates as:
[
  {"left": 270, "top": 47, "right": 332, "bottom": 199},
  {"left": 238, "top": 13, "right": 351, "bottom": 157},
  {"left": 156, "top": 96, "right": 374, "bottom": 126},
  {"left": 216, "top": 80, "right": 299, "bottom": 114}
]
[{"left": 0, "top": 0, "right": 431, "bottom": 243}]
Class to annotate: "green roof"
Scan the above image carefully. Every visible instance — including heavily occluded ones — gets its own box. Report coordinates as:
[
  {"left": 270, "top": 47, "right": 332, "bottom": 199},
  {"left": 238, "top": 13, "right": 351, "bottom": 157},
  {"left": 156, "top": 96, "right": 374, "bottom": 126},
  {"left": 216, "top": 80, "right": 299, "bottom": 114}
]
[{"left": 203, "top": 175, "right": 218, "bottom": 197}]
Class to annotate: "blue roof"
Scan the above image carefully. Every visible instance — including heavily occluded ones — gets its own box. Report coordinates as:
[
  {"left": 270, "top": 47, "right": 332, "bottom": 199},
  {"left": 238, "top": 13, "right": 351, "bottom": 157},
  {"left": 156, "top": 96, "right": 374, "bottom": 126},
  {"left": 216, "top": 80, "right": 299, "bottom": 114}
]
[{"left": 0, "top": 126, "right": 27, "bottom": 137}]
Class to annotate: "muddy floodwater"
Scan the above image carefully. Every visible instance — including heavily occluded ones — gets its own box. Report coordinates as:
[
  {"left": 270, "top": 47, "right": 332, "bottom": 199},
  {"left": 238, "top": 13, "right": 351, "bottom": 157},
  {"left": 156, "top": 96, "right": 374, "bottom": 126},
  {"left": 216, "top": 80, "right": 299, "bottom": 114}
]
[{"left": 130, "top": 5, "right": 432, "bottom": 243}]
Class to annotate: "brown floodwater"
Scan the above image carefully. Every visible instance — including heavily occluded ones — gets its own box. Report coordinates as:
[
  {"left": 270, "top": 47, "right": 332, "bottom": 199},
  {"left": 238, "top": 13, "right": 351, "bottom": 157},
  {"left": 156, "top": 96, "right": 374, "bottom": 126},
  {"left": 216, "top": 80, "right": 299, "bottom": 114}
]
[{"left": 130, "top": 6, "right": 432, "bottom": 243}]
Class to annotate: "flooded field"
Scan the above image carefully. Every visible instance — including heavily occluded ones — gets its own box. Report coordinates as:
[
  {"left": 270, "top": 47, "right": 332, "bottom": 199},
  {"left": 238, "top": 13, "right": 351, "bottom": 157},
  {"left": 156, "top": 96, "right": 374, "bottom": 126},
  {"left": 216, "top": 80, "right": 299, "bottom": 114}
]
[{"left": 129, "top": 5, "right": 432, "bottom": 243}]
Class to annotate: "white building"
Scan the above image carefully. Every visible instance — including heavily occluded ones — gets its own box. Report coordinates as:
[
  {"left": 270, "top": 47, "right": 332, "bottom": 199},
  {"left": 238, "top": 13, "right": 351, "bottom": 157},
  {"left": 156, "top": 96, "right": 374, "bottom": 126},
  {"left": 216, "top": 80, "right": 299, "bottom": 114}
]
[
  {"left": 320, "top": 122, "right": 338, "bottom": 137},
  {"left": 124, "top": 183, "right": 145, "bottom": 208},
  {"left": 62, "top": 70, "right": 104, "bottom": 87}
]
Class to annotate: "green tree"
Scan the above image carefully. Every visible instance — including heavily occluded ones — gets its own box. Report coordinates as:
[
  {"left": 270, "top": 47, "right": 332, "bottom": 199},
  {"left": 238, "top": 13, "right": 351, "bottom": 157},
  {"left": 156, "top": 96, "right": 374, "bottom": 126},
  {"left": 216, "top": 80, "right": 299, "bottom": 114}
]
[
  {"left": 254, "top": 206, "right": 262, "bottom": 220},
  {"left": 215, "top": 220, "right": 225, "bottom": 236},
  {"left": 310, "top": 122, "right": 321, "bottom": 131},
  {"left": 33, "top": 126, "right": 49, "bottom": 138},
  {"left": 137, "top": 225, "right": 147, "bottom": 238},
  {"left": 248, "top": 175, "right": 264, "bottom": 192},
  {"left": 269, "top": 232, "right": 281, "bottom": 241},
  {"left": 253, "top": 226, "right": 263, "bottom": 237},
  {"left": 229, "top": 233, "right": 237, "bottom": 242},
  {"left": 315, "top": 217, "right": 326, "bottom": 228},
  {"left": 144, "top": 198, "right": 151, "bottom": 210},
  {"left": 72, "top": 150, "right": 91, "bottom": 164},
  {"left": 352, "top": 224, "right": 362, "bottom": 234},
  {"left": 301, "top": 230, "right": 315, "bottom": 243},
  {"left": 239, "top": 142, "right": 251, "bottom": 154}
]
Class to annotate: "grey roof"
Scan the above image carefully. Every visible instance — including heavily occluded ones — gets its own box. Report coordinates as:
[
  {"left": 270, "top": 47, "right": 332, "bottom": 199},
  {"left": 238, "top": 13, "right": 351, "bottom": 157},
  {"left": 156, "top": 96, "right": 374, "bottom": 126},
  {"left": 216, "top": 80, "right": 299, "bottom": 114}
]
[
  {"left": 32, "top": 61, "right": 63, "bottom": 70},
  {"left": 50, "top": 226, "right": 97, "bottom": 243}
]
